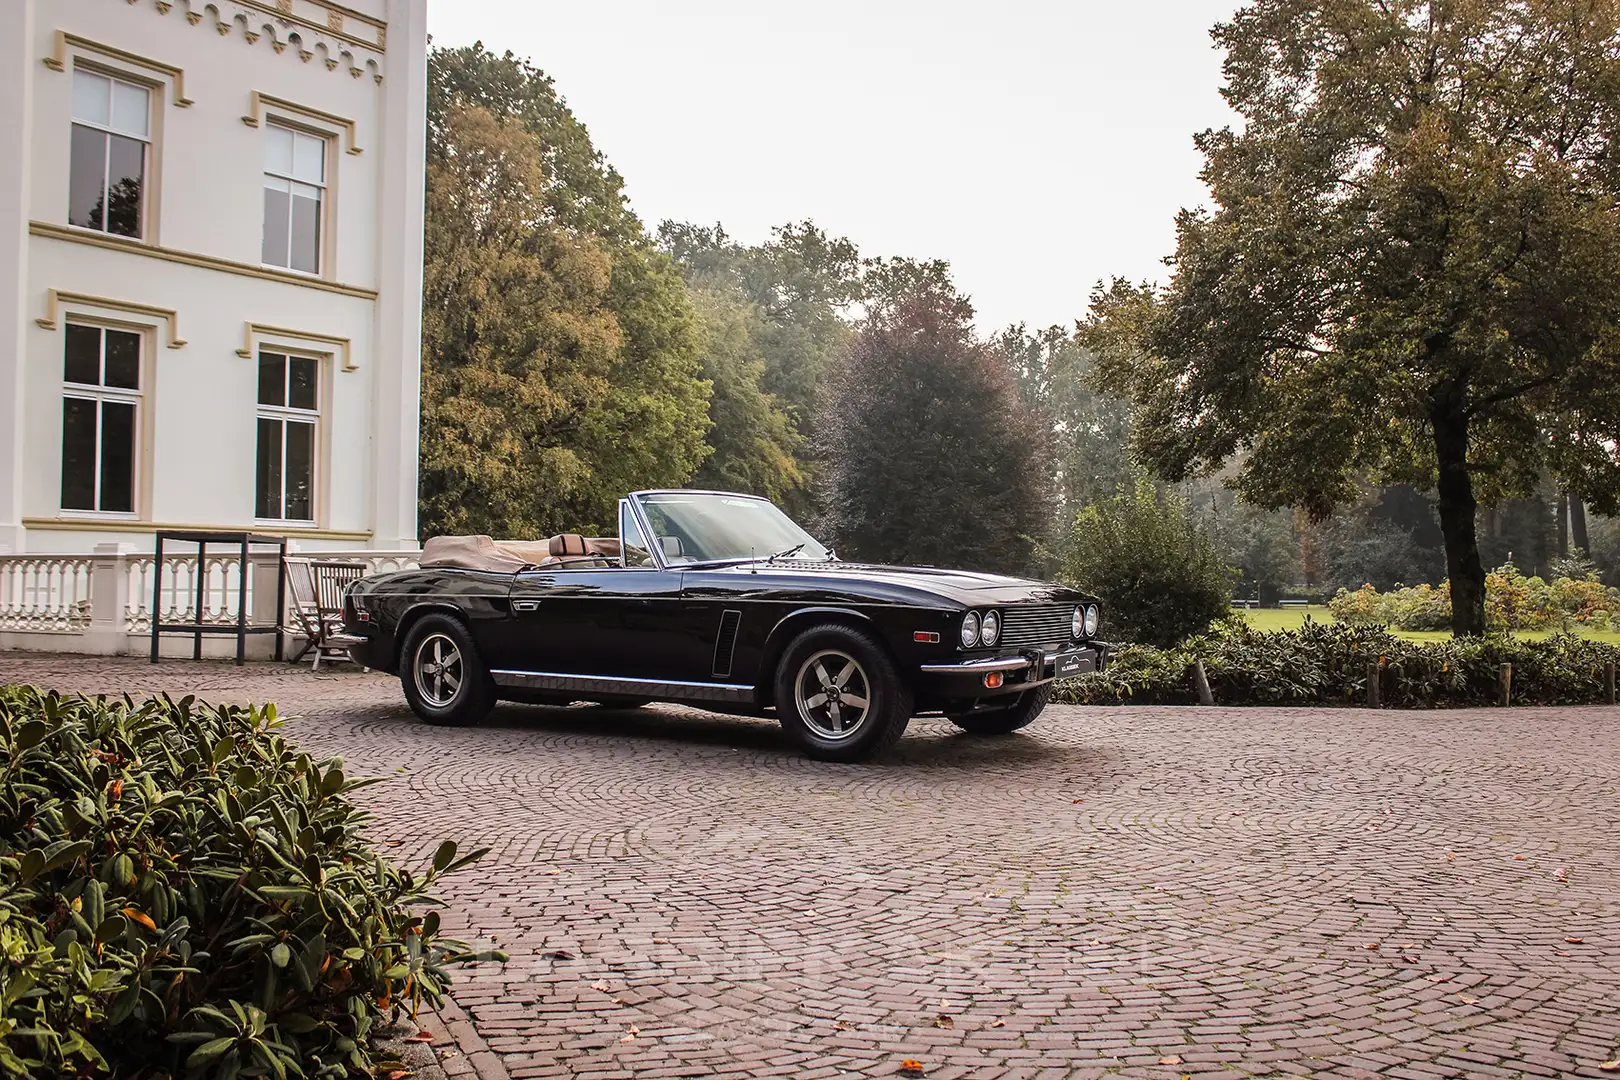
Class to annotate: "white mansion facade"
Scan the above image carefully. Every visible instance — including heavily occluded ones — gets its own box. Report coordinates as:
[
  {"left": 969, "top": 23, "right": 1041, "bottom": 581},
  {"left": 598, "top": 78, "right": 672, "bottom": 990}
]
[{"left": 0, "top": 0, "right": 428, "bottom": 557}]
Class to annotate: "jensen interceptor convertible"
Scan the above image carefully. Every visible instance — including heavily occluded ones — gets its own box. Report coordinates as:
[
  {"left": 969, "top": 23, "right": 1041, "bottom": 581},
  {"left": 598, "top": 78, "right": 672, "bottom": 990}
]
[{"left": 339, "top": 490, "right": 1108, "bottom": 761}]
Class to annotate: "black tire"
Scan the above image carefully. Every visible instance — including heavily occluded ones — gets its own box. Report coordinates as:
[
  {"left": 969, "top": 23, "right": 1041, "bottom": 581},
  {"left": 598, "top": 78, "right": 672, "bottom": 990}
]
[
  {"left": 398, "top": 614, "right": 496, "bottom": 727},
  {"left": 774, "top": 623, "right": 913, "bottom": 762},
  {"left": 947, "top": 684, "right": 1052, "bottom": 735}
]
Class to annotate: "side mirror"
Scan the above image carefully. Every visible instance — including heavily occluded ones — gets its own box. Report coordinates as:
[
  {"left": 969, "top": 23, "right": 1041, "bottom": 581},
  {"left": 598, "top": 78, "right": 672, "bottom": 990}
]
[{"left": 658, "top": 536, "right": 684, "bottom": 559}]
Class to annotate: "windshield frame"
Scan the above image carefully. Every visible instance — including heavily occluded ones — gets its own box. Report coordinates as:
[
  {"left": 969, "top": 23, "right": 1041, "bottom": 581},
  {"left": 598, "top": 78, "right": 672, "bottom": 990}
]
[{"left": 627, "top": 490, "right": 830, "bottom": 570}]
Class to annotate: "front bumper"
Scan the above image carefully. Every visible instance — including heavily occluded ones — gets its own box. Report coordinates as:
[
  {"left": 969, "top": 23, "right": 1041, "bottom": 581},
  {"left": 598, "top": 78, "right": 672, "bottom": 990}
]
[{"left": 917, "top": 644, "right": 1108, "bottom": 699}]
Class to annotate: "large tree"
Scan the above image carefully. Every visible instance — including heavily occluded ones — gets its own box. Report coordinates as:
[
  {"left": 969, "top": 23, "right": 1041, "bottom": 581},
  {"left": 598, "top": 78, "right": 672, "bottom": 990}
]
[
  {"left": 1083, "top": 0, "right": 1620, "bottom": 635},
  {"left": 817, "top": 284, "right": 1050, "bottom": 574},
  {"left": 421, "top": 46, "right": 711, "bottom": 537}
]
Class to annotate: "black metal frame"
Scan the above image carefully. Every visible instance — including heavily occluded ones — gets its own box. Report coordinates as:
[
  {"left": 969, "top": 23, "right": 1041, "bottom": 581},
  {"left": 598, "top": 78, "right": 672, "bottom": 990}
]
[{"left": 150, "top": 530, "right": 287, "bottom": 666}]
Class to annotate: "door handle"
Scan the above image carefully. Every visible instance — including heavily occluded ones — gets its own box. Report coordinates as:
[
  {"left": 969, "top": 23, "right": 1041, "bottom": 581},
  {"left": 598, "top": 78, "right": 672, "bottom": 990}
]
[{"left": 512, "top": 600, "right": 540, "bottom": 612}]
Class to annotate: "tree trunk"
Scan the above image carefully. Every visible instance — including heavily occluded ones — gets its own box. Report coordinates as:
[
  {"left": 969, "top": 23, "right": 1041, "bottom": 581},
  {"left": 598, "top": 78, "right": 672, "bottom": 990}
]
[
  {"left": 1431, "top": 396, "right": 1487, "bottom": 636},
  {"left": 1570, "top": 496, "right": 1590, "bottom": 554},
  {"left": 1556, "top": 489, "right": 1569, "bottom": 557}
]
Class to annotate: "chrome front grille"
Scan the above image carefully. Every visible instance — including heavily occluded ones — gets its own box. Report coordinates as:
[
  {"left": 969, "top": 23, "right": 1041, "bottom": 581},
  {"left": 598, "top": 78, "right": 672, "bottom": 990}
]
[{"left": 997, "top": 604, "right": 1074, "bottom": 648}]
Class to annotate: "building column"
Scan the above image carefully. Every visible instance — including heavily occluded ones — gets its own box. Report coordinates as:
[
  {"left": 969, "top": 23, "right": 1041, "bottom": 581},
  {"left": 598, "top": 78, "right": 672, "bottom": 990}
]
[
  {"left": 0, "top": 0, "right": 37, "bottom": 554},
  {"left": 370, "top": 0, "right": 429, "bottom": 550}
]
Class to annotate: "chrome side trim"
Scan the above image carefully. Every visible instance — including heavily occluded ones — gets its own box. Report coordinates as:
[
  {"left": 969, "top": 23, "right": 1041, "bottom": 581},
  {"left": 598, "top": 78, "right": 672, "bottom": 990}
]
[
  {"left": 490, "top": 669, "right": 755, "bottom": 704},
  {"left": 918, "top": 656, "right": 1033, "bottom": 674}
]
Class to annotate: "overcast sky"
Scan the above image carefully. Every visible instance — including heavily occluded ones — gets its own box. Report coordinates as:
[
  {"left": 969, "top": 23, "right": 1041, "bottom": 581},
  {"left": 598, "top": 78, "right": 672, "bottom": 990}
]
[{"left": 425, "top": 0, "right": 1241, "bottom": 332}]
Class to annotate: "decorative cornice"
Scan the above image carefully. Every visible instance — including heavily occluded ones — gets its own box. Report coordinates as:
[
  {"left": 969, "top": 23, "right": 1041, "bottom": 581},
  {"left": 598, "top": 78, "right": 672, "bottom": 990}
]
[
  {"left": 150, "top": 0, "right": 385, "bottom": 82},
  {"left": 35, "top": 289, "right": 187, "bottom": 348},
  {"left": 242, "top": 91, "right": 362, "bottom": 154},
  {"left": 30, "top": 221, "right": 380, "bottom": 301},
  {"left": 44, "top": 31, "right": 193, "bottom": 106},
  {"left": 23, "top": 516, "right": 373, "bottom": 541},
  {"left": 238, "top": 322, "right": 356, "bottom": 371}
]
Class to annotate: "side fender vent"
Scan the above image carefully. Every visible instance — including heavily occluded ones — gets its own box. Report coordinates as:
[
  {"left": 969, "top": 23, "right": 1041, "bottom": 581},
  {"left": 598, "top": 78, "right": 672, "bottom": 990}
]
[{"left": 712, "top": 609, "right": 743, "bottom": 678}]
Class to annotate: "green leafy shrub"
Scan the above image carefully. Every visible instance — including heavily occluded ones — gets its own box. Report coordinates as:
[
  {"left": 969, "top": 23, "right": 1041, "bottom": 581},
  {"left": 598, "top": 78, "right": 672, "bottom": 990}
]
[
  {"left": 1061, "top": 480, "right": 1233, "bottom": 647},
  {"left": 1329, "top": 564, "right": 1620, "bottom": 632},
  {"left": 1057, "top": 619, "right": 1620, "bottom": 707},
  {"left": 0, "top": 687, "right": 499, "bottom": 1079}
]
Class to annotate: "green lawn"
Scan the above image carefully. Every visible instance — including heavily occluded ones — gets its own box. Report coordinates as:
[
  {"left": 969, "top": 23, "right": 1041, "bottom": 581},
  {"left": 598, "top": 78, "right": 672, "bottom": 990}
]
[{"left": 1237, "top": 604, "right": 1620, "bottom": 644}]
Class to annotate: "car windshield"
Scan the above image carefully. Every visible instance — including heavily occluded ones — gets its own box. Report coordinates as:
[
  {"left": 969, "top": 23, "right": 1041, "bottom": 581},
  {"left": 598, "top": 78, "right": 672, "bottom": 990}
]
[{"left": 634, "top": 493, "right": 832, "bottom": 565}]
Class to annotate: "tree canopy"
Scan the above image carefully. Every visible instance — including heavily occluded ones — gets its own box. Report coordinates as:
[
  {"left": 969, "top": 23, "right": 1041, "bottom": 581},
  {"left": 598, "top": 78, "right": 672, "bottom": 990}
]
[{"left": 1083, "top": 0, "right": 1620, "bottom": 635}]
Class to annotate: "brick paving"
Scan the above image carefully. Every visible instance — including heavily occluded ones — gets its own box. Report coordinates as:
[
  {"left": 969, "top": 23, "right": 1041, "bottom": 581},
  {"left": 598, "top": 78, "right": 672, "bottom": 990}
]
[{"left": 3, "top": 651, "right": 1619, "bottom": 1079}]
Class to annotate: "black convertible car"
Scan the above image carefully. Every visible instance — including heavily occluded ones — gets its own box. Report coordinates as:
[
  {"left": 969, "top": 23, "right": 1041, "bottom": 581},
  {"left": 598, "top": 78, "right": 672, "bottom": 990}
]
[{"left": 339, "top": 490, "right": 1107, "bottom": 761}]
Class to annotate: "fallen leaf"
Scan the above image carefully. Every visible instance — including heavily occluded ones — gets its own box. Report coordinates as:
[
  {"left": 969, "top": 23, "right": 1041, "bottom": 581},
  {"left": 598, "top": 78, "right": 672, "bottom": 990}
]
[
  {"left": 1556, "top": 951, "right": 1572, "bottom": 957},
  {"left": 547, "top": 950, "right": 575, "bottom": 960},
  {"left": 614, "top": 998, "right": 631, "bottom": 1006},
  {"left": 900, "top": 1062, "right": 926, "bottom": 1077},
  {"left": 1458, "top": 995, "right": 1479, "bottom": 1005},
  {"left": 1567, "top": 937, "right": 1585, "bottom": 944},
  {"left": 1597, "top": 1060, "right": 1620, "bottom": 1072},
  {"left": 1514, "top": 855, "right": 1526, "bottom": 861},
  {"left": 1072, "top": 798, "right": 1085, "bottom": 804},
  {"left": 833, "top": 1020, "right": 852, "bottom": 1030},
  {"left": 653, "top": 938, "right": 669, "bottom": 944},
  {"left": 620, "top": 1024, "right": 640, "bottom": 1042},
  {"left": 380, "top": 1071, "right": 411, "bottom": 1080},
  {"left": 403, "top": 1031, "right": 434, "bottom": 1043},
  {"left": 1364, "top": 943, "right": 1379, "bottom": 950},
  {"left": 1159, "top": 1055, "right": 1183, "bottom": 1065},
  {"left": 988, "top": 1019, "right": 1005, "bottom": 1028},
  {"left": 1428, "top": 975, "right": 1454, "bottom": 983},
  {"left": 590, "top": 981, "right": 610, "bottom": 992},
  {"left": 934, "top": 1014, "right": 953, "bottom": 1029},
  {"left": 385, "top": 839, "right": 403, "bottom": 847}
]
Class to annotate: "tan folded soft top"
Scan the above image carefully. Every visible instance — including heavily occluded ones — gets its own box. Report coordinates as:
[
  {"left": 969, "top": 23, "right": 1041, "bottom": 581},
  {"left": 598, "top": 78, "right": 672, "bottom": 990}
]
[{"left": 419, "top": 534, "right": 622, "bottom": 572}]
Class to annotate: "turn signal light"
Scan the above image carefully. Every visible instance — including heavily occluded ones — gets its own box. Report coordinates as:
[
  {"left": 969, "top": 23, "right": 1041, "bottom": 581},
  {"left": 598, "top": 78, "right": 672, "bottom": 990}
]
[
  {"left": 984, "top": 672, "right": 1004, "bottom": 689},
  {"left": 914, "top": 631, "right": 940, "bottom": 643}
]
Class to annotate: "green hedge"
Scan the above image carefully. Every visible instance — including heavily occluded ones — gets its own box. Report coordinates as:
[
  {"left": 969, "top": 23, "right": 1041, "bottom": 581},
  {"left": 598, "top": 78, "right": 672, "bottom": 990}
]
[
  {"left": 1056, "top": 619, "right": 1620, "bottom": 707},
  {"left": 1329, "top": 563, "right": 1620, "bottom": 632},
  {"left": 0, "top": 686, "right": 499, "bottom": 1079}
]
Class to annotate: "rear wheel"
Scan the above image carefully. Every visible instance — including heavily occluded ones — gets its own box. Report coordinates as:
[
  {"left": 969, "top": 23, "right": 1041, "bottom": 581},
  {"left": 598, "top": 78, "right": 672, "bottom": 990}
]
[
  {"left": 947, "top": 684, "right": 1052, "bottom": 735},
  {"left": 774, "top": 623, "right": 912, "bottom": 762},
  {"left": 399, "top": 614, "right": 495, "bottom": 727}
]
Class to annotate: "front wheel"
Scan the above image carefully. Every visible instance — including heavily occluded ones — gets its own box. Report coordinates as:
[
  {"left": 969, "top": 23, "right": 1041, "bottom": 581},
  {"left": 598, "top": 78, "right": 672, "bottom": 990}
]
[
  {"left": 947, "top": 684, "right": 1052, "bottom": 735},
  {"left": 399, "top": 614, "right": 495, "bottom": 727},
  {"left": 774, "top": 623, "right": 913, "bottom": 762}
]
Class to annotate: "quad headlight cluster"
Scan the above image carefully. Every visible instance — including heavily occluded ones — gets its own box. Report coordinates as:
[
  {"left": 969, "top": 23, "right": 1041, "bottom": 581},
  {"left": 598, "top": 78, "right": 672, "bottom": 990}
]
[
  {"left": 958, "top": 610, "right": 1003, "bottom": 647},
  {"left": 960, "top": 604, "right": 1100, "bottom": 648}
]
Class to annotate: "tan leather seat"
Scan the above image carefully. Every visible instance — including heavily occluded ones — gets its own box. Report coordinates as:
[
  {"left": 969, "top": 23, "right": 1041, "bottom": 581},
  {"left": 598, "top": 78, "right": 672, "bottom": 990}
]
[{"left": 548, "top": 534, "right": 588, "bottom": 557}]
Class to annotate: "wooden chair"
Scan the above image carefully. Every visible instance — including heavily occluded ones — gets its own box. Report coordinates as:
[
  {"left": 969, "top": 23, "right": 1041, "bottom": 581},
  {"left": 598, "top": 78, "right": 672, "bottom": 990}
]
[
  {"left": 310, "top": 561, "right": 367, "bottom": 670},
  {"left": 283, "top": 557, "right": 325, "bottom": 665}
]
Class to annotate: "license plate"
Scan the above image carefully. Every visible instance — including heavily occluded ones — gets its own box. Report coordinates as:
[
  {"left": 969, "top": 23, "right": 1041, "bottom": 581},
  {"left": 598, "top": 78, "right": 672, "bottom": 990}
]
[{"left": 1054, "top": 650, "right": 1092, "bottom": 678}]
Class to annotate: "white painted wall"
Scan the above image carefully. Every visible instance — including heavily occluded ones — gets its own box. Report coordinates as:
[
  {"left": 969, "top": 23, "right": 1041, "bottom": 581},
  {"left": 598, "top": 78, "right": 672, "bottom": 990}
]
[{"left": 4, "top": 0, "right": 424, "bottom": 555}]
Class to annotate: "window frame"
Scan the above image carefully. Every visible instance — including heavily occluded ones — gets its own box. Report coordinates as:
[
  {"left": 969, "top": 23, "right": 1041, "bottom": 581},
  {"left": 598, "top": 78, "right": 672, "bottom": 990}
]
[
  {"left": 68, "top": 66, "right": 153, "bottom": 241},
  {"left": 253, "top": 348, "right": 323, "bottom": 526},
  {"left": 59, "top": 321, "right": 144, "bottom": 519},
  {"left": 260, "top": 121, "right": 330, "bottom": 277}
]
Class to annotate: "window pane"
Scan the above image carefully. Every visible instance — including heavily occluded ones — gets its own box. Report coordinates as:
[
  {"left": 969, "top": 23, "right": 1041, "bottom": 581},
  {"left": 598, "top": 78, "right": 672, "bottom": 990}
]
[
  {"left": 99, "top": 401, "right": 135, "bottom": 513},
  {"left": 104, "top": 329, "right": 141, "bottom": 389},
  {"left": 64, "top": 324, "right": 102, "bottom": 385},
  {"left": 110, "top": 80, "right": 149, "bottom": 138},
  {"left": 262, "top": 183, "right": 290, "bottom": 266},
  {"left": 292, "top": 131, "right": 325, "bottom": 184},
  {"left": 621, "top": 503, "right": 653, "bottom": 567},
  {"left": 72, "top": 70, "right": 110, "bottom": 126},
  {"left": 289, "top": 188, "right": 321, "bottom": 274},
  {"left": 61, "top": 397, "right": 98, "bottom": 510},
  {"left": 256, "top": 417, "right": 282, "bottom": 519},
  {"left": 258, "top": 351, "right": 286, "bottom": 406},
  {"left": 284, "top": 421, "right": 315, "bottom": 521},
  {"left": 68, "top": 125, "right": 108, "bottom": 230},
  {"left": 265, "top": 124, "right": 294, "bottom": 176},
  {"left": 288, "top": 355, "right": 318, "bottom": 410},
  {"left": 105, "top": 135, "right": 144, "bottom": 239}
]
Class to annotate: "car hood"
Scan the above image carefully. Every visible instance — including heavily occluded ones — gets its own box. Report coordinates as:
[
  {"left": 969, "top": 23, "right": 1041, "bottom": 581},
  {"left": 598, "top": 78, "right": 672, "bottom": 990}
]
[{"left": 684, "top": 560, "right": 1095, "bottom": 607}]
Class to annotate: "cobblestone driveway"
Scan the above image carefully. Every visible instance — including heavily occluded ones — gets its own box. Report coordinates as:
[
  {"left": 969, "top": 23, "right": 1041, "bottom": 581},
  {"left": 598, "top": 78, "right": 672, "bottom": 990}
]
[{"left": 3, "top": 653, "right": 1619, "bottom": 1080}]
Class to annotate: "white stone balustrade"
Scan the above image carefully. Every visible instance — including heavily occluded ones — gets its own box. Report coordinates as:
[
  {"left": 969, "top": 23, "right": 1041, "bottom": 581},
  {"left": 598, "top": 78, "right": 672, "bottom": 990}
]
[{"left": 0, "top": 547, "right": 418, "bottom": 657}]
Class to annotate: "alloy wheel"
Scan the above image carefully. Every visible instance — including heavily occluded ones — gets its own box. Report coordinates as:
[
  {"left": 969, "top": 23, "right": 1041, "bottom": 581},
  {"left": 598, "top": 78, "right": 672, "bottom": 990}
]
[
  {"left": 413, "top": 633, "right": 463, "bottom": 708},
  {"left": 794, "top": 649, "right": 872, "bottom": 740}
]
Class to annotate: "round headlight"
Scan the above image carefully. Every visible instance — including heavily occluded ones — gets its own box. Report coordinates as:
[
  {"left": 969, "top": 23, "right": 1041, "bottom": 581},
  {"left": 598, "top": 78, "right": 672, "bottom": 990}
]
[
  {"left": 1083, "top": 604, "right": 1101, "bottom": 637},
  {"left": 980, "top": 610, "right": 1001, "bottom": 647},
  {"left": 959, "top": 611, "right": 981, "bottom": 648},
  {"left": 1071, "top": 605, "right": 1084, "bottom": 639}
]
